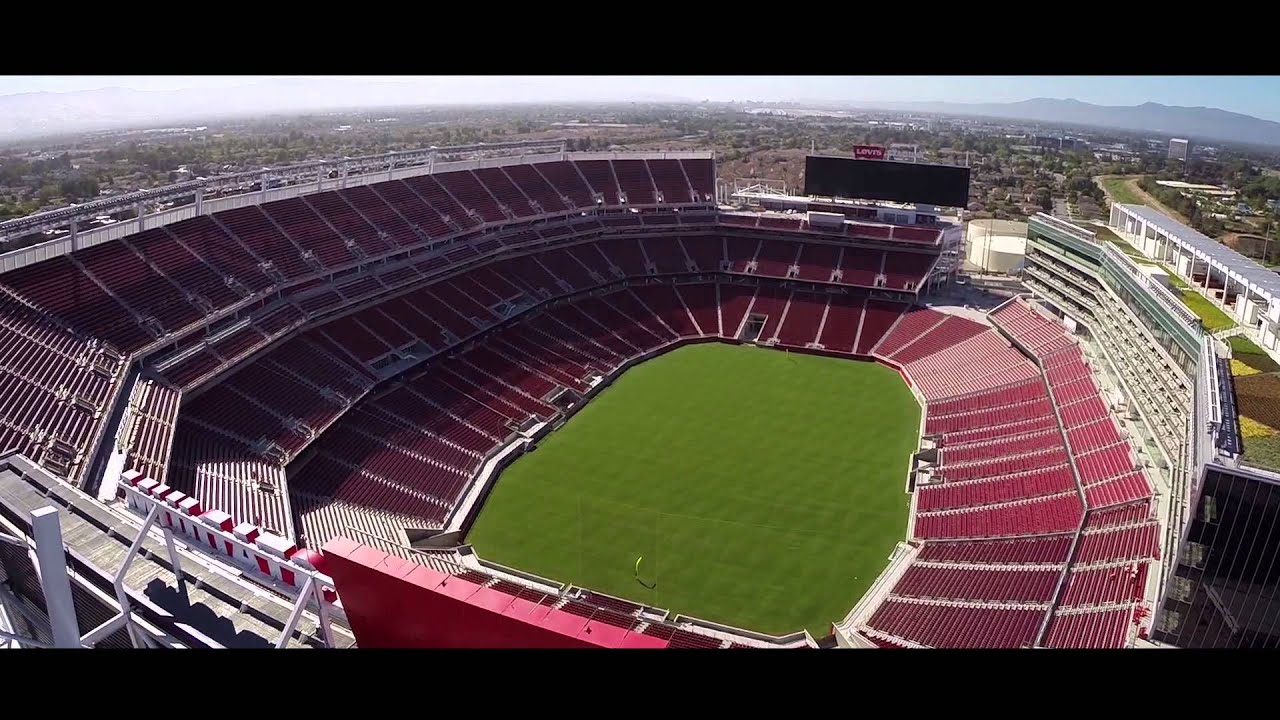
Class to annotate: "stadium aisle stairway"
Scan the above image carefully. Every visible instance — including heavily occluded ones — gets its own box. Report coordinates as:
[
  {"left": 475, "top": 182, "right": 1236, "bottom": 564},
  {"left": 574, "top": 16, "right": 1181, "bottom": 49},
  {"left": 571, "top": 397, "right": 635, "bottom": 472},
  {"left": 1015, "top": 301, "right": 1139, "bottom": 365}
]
[
  {"left": 0, "top": 151, "right": 1160, "bottom": 648},
  {"left": 855, "top": 297, "right": 1156, "bottom": 649}
]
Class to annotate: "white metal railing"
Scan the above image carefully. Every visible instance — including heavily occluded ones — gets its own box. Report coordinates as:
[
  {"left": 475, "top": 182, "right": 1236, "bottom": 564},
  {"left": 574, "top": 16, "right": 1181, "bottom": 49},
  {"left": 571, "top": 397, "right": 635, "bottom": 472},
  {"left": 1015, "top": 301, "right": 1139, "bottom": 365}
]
[
  {"left": 1032, "top": 213, "right": 1098, "bottom": 244},
  {"left": 118, "top": 477, "right": 344, "bottom": 646},
  {"left": 1212, "top": 325, "right": 1249, "bottom": 341},
  {"left": 1203, "top": 337, "right": 1222, "bottom": 430},
  {"left": 1102, "top": 242, "right": 1202, "bottom": 332}
]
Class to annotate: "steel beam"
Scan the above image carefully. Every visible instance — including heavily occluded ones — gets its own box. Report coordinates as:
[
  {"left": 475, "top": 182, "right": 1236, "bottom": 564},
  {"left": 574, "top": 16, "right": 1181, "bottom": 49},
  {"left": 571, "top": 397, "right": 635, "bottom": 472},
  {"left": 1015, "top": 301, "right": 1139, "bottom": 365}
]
[
  {"left": 30, "top": 507, "right": 81, "bottom": 648},
  {"left": 79, "top": 612, "right": 129, "bottom": 648},
  {"left": 276, "top": 576, "right": 314, "bottom": 649},
  {"left": 312, "top": 579, "right": 335, "bottom": 648},
  {"left": 162, "top": 526, "right": 188, "bottom": 604},
  {"left": 0, "top": 627, "right": 55, "bottom": 649},
  {"left": 114, "top": 503, "right": 161, "bottom": 648}
]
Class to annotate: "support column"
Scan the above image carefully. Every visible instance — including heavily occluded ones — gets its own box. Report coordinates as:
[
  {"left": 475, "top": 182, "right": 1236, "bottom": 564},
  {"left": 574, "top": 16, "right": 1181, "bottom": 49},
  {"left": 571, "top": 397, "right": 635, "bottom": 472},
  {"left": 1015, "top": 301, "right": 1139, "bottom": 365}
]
[
  {"left": 163, "top": 527, "right": 188, "bottom": 605},
  {"left": 195, "top": 188, "right": 204, "bottom": 216},
  {"left": 30, "top": 507, "right": 81, "bottom": 649},
  {"left": 276, "top": 576, "right": 315, "bottom": 649},
  {"left": 114, "top": 503, "right": 160, "bottom": 649},
  {"left": 313, "top": 580, "right": 335, "bottom": 648},
  {"left": 136, "top": 202, "right": 146, "bottom": 231},
  {"left": 1262, "top": 318, "right": 1280, "bottom": 355}
]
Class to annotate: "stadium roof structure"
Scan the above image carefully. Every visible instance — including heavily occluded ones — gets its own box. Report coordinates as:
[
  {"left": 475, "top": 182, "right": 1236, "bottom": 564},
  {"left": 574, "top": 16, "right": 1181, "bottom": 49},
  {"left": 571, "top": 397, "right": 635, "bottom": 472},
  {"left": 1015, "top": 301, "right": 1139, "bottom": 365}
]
[{"left": 1115, "top": 204, "right": 1280, "bottom": 300}]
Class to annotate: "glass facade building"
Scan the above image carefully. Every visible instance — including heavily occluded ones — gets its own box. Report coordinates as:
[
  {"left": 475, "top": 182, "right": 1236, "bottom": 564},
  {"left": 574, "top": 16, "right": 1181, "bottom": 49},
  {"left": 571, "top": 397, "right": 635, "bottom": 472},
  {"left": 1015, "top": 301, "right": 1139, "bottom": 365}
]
[
  {"left": 1154, "top": 465, "right": 1280, "bottom": 648},
  {"left": 1023, "top": 215, "right": 1199, "bottom": 477}
]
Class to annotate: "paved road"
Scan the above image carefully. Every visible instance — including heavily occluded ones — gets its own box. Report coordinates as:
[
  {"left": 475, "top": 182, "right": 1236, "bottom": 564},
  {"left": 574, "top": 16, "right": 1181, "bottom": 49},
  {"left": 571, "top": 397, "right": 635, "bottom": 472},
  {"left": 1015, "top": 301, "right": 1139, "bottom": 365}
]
[
  {"left": 1094, "top": 174, "right": 1189, "bottom": 224},
  {"left": 1052, "top": 198, "right": 1071, "bottom": 220}
]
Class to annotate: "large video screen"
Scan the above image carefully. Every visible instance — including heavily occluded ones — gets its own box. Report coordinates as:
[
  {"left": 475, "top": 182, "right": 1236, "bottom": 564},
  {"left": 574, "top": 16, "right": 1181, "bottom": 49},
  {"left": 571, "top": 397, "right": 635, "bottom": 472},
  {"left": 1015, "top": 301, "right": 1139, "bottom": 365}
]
[{"left": 803, "top": 155, "right": 971, "bottom": 208}]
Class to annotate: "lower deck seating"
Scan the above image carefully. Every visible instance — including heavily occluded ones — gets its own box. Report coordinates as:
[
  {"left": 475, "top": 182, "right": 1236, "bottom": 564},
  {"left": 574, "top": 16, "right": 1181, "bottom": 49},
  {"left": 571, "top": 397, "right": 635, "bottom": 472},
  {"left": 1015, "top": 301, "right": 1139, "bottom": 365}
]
[
  {"left": 0, "top": 286, "right": 127, "bottom": 475},
  {"left": 291, "top": 491, "right": 418, "bottom": 551},
  {"left": 992, "top": 298, "right": 1077, "bottom": 356},
  {"left": 914, "top": 493, "right": 1084, "bottom": 540},
  {"left": 123, "top": 379, "right": 182, "bottom": 484},
  {"left": 859, "top": 298, "right": 1156, "bottom": 648},
  {"left": 865, "top": 598, "right": 1044, "bottom": 649},
  {"left": 818, "top": 294, "right": 863, "bottom": 352},
  {"left": 165, "top": 427, "right": 293, "bottom": 535},
  {"left": 286, "top": 284, "right": 724, "bottom": 539},
  {"left": 64, "top": 208, "right": 1156, "bottom": 648},
  {"left": 775, "top": 291, "right": 827, "bottom": 346},
  {"left": 159, "top": 273, "right": 986, "bottom": 550},
  {"left": 892, "top": 564, "right": 1061, "bottom": 604},
  {"left": 915, "top": 535, "right": 1074, "bottom": 565},
  {"left": 916, "top": 465, "right": 1076, "bottom": 512},
  {"left": 155, "top": 269, "right": 1090, "bottom": 566},
  {"left": 1042, "top": 516, "right": 1157, "bottom": 648},
  {"left": 1042, "top": 608, "right": 1134, "bottom": 648},
  {"left": 905, "top": 333, "right": 1040, "bottom": 401}
]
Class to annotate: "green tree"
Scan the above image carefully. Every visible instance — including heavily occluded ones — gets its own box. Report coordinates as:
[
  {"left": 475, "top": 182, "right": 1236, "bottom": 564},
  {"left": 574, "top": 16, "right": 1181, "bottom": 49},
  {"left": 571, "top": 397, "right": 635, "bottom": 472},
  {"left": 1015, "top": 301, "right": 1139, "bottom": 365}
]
[
  {"left": 1036, "top": 188, "right": 1053, "bottom": 213},
  {"left": 36, "top": 183, "right": 60, "bottom": 201},
  {"left": 59, "top": 175, "right": 99, "bottom": 200}
]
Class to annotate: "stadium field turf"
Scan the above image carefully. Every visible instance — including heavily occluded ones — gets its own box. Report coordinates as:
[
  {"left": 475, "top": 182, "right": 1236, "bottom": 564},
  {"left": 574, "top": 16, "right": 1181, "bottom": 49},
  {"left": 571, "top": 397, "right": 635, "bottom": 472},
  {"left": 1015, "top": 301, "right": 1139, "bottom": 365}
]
[{"left": 465, "top": 342, "right": 920, "bottom": 637}]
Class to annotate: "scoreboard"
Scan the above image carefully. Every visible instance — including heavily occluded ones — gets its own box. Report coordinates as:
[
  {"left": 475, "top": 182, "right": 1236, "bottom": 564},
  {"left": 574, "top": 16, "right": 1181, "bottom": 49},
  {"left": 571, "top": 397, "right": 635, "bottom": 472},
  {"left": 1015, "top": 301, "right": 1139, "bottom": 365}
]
[{"left": 803, "top": 154, "right": 971, "bottom": 208}]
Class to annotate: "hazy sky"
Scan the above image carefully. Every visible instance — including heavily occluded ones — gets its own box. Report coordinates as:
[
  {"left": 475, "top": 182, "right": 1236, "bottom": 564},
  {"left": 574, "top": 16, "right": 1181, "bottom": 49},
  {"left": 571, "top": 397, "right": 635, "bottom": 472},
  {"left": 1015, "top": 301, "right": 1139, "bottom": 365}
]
[{"left": 4, "top": 75, "right": 1280, "bottom": 121}]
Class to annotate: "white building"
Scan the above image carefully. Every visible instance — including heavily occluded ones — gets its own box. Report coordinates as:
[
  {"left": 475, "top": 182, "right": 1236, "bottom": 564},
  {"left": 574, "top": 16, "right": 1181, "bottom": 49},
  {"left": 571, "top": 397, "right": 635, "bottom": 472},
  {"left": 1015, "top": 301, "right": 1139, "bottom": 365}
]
[
  {"left": 1110, "top": 203, "right": 1280, "bottom": 358},
  {"left": 965, "top": 219, "right": 1027, "bottom": 274}
]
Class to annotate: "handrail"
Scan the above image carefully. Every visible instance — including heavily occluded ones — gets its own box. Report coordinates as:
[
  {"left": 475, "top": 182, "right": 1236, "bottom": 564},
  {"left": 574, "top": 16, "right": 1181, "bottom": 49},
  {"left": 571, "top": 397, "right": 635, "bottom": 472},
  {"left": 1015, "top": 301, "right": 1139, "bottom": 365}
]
[
  {"left": 1032, "top": 213, "right": 1098, "bottom": 244},
  {"left": 1203, "top": 337, "right": 1222, "bottom": 429},
  {"left": 1101, "top": 242, "right": 1202, "bottom": 331}
]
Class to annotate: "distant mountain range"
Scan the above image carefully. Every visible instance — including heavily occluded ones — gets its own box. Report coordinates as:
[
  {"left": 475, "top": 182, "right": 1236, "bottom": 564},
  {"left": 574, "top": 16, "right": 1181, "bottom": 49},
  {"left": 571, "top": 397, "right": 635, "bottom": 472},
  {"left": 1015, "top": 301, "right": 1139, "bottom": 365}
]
[
  {"left": 0, "top": 78, "right": 688, "bottom": 142},
  {"left": 3, "top": 82, "right": 1280, "bottom": 149},
  {"left": 846, "top": 97, "right": 1280, "bottom": 148}
]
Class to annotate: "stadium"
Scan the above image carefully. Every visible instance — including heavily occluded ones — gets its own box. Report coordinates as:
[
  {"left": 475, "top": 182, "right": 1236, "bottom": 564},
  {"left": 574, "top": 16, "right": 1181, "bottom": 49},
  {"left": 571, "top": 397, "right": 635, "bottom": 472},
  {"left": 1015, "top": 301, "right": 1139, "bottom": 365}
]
[{"left": 0, "top": 139, "right": 1274, "bottom": 649}]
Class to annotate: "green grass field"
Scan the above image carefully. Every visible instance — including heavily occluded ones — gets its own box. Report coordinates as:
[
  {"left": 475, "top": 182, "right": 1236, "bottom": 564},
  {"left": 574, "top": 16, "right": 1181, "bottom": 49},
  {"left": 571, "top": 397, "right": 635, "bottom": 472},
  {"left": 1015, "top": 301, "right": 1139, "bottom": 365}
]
[
  {"left": 1093, "top": 224, "right": 1147, "bottom": 260},
  {"left": 1101, "top": 176, "right": 1144, "bottom": 206},
  {"left": 466, "top": 343, "right": 919, "bottom": 637},
  {"left": 1227, "top": 336, "right": 1280, "bottom": 472},
  {"left": 1178, "top": 290, "right": 1237, "bottom": 332},
  {"left": 1229, "top": 336, "right": 1280, "bottom": 374}
]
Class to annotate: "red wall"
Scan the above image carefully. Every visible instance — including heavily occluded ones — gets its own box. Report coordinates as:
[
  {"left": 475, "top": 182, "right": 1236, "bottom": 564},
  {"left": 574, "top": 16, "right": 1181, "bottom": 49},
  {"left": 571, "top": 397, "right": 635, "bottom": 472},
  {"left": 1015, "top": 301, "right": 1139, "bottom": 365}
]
[{"left": 322, "top": 537, "right": 668, "bottom": 649}]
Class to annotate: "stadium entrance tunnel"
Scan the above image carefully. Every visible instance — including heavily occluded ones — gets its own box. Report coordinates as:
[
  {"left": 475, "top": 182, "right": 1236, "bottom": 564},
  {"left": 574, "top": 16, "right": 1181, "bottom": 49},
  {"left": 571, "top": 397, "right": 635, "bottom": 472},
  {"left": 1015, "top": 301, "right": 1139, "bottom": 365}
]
[{"left": 458, "top": 340, "right": 922, "bottom": 639}]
